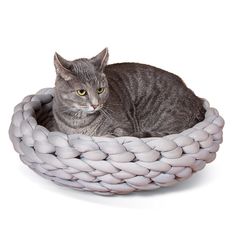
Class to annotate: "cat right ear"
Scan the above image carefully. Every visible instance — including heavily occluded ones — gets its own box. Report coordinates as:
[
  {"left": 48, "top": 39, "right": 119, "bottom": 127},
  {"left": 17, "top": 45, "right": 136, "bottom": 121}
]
[{"left": 54, "top": 52, "right": 73, "bottom": 81}]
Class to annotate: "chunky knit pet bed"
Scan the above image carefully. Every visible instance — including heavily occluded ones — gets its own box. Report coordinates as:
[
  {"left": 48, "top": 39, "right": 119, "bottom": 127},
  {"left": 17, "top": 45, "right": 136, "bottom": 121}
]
[{"left": 9, "top": 88, "right": 224, "bottom": 195}]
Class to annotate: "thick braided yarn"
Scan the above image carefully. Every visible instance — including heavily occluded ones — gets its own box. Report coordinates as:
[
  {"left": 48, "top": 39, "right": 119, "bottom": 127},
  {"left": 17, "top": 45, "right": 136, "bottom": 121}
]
[{"left": 9, "top": 88, "right": 224, "bottom": 195}]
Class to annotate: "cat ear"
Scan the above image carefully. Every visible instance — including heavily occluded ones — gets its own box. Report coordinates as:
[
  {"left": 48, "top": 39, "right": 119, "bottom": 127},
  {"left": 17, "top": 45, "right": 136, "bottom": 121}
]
[
  {"left": 91, "top": 48, "right": 109, "bottom": 71},
  {"left": 54, "top": 52, "right": 73, "bottom": 81}
]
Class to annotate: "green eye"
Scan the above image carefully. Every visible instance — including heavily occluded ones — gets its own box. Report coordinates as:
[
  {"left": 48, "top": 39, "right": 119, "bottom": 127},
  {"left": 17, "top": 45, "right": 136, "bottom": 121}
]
[
  {"left": 76, "top": 89, "right": 87, "bottom": 96},
  {"left": 97, "top": 87, "right": 104, "bottom": 94}
]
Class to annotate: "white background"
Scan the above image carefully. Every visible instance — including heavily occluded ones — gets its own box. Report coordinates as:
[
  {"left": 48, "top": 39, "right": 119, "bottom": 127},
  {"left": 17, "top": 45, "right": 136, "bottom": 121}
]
[{"left": 0, "top": 0, "right": 235, "bottom": 235}]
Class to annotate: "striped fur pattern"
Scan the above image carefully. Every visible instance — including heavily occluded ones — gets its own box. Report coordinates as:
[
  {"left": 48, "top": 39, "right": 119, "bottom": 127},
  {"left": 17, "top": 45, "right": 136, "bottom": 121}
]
[{"left": 52, "top": 48, "right": 205, "bottom": 137}]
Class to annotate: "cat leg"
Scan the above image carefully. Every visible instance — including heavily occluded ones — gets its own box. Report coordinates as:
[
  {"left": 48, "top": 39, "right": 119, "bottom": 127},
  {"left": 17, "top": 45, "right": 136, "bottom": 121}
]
[{"left": 112, "top": 127, "right": 130, "bottom": 137}]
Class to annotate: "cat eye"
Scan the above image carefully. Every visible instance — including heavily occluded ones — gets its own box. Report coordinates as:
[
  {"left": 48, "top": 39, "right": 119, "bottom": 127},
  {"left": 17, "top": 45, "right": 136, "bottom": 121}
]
[
  {"left": 76, "top": 89, "right": 87, "bottom": 96},
  {"left": 97, "top": 87, "right": 105, "bottom": 94}
]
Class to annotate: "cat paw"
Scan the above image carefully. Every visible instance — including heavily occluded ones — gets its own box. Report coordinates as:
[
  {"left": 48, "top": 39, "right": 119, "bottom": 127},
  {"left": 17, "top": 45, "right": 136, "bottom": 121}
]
[{"left": 113, "top": 128, "right": 129, "bottom": 136}]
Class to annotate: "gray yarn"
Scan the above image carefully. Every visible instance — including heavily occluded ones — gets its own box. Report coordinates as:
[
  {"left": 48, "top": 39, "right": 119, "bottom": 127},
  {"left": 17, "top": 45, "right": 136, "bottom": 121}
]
[{"left": 9, "top": 88, "right": 224, "bottom": 195}]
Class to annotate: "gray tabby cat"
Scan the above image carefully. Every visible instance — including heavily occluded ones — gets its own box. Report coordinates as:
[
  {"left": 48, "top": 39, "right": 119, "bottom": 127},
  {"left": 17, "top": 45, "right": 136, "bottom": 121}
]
[{"left": 52, "top": 48, "right": 205, "bottom": 137}]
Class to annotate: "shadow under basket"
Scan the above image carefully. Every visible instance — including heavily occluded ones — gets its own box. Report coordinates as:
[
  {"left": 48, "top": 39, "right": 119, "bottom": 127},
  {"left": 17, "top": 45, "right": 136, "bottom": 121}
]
[{"left": 9, "top": 88, "right": 224, "bottom": 195}]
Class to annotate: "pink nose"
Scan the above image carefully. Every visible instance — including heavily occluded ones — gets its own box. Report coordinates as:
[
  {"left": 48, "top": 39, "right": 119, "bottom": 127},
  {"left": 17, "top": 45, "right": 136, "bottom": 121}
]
[{"left": 92, "top": 104, "right": 99, "bottom": 109}]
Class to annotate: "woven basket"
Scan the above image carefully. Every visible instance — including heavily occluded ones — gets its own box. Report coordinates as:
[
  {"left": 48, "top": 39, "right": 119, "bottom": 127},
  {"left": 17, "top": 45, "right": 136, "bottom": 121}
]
[{"left": 9, "top": 88, "right": 224, "bottom": 195}]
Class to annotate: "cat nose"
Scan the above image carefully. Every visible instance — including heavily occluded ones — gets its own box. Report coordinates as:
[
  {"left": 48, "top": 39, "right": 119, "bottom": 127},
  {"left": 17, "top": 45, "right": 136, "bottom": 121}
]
[{"left": 91, "top": 104, "right": 99, "bottom": 109}]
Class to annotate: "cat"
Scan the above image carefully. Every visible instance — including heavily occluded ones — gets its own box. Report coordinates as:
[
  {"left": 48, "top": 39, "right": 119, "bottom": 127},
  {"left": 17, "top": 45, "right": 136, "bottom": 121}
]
[{"left": 51, "top": 48, "right": 205, "bottom": 138}]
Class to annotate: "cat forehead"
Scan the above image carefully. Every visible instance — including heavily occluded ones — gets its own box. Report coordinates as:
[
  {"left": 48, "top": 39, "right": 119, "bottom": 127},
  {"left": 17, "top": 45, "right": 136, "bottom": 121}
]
[
  {"left": 72, "top": 59, "right": 95, "bottom": 75},
  {"left": 67, "top": 75, "right": 100, "bottom": 89}
]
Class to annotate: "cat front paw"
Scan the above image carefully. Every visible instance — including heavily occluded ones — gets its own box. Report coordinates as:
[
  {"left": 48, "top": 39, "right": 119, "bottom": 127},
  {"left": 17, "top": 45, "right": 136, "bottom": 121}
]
[{"left": 113, "top": 128, "right": 129, "bottom": 136}]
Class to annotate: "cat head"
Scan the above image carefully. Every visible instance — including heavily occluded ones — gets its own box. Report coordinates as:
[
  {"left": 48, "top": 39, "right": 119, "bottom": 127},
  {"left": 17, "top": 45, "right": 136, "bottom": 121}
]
[{"left": 54, "top": 48, "right": 109, "bottom": 114}]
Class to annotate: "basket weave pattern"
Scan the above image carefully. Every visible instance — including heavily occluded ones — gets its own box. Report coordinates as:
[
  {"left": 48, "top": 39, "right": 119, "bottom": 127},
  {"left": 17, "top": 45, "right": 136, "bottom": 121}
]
[{"left": 9, "top": 88, "right": 224, "bottom": 195}]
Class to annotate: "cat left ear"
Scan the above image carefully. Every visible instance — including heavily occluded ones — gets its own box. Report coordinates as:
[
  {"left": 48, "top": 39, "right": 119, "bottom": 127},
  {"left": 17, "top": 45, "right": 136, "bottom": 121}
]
[{"left": 91, "top": 48, "right": 109, "bottom": 71}]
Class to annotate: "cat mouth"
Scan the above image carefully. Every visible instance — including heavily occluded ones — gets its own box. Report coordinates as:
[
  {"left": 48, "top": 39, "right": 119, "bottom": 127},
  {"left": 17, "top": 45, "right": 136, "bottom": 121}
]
[{"left": 85, "top": 104, "right": 103, "bottom": 114}]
